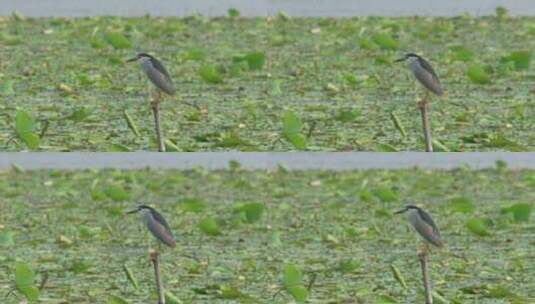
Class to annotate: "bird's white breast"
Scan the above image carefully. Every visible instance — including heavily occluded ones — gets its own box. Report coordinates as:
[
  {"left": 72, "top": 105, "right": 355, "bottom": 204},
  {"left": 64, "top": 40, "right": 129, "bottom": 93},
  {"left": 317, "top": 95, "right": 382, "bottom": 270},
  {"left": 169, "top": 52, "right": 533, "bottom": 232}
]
[
  {"left": 140, "top": 209, "right": 153, "bottom": 226},
  {"left": 139, "top": 57, "right": 153, "bottom": 73},
  {"left": 407, "top": 57, "right": 421, "bottom": 74},
  {"left": 407, "top": 209, "right": 420, "bottom": 227}
]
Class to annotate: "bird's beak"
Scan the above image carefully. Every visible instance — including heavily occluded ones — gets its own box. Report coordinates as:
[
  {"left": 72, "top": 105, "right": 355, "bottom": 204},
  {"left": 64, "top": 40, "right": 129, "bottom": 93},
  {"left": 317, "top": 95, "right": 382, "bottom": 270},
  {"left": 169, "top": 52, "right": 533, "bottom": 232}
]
[
  {"left": 125, "top": 57, "right": 138, "bottom": 63},
  {"left": 126, "top": 208, "right": 139, "bottom": 214},
  {"left": 394, "top": 57, "right": 405, "bottom": 63},
  {"left": 394, "top": 208, "right": 407, "bottom": 215}
]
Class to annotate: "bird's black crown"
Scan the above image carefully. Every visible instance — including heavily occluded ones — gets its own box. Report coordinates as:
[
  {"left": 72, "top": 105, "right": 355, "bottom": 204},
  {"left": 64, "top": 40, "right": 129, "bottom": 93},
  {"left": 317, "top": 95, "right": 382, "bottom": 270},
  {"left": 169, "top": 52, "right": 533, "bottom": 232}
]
[
  {"left": 136, "top": 53, "right": 154, "bottom": 59},
  {"left": 395, "top": 53, "right": 421, "bottom": 63},
  {"left": 404, "top": 53, "right": 420, "bottom": 59},
  {"left": 394, "top": 204, "right": 421, "bottom": 214},
  {"left": 127, "top": 204, "right": 154, "bottom": 214},
  {"left": 137, "top": 204, "right": 154, "bottom": 210}
]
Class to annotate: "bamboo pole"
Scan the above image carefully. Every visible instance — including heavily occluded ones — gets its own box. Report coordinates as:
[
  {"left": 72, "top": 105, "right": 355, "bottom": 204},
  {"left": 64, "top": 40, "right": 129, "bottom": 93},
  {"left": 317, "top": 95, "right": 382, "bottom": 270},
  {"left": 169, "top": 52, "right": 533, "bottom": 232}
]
[
  {"left": 418, "top": 250, "right": 433, "bottom": 304},
  {"left": 418, "top": 99, "right": 433, "bottom": 152},
  {"left": 150, "top": 251, "right": 165, "bottom": 304},
  {"left": 151, "top": 91, "right": 165, "bottom": 152}
]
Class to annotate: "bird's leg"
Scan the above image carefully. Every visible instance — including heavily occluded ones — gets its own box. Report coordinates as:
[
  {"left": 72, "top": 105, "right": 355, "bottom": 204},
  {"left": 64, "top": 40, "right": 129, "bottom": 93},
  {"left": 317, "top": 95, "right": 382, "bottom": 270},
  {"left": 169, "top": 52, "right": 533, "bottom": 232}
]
[
  {"left": 418, "top": 95, "right": 433, "bottom": 152},
  {"left": 418, "top": 243, "right": 433, "bottom": 304},
  {"left": 151, "top": 90, "right": 166, "bottom": 152},
  {"left": 150, "top": 248, "right": 166, "bottom": 304}
]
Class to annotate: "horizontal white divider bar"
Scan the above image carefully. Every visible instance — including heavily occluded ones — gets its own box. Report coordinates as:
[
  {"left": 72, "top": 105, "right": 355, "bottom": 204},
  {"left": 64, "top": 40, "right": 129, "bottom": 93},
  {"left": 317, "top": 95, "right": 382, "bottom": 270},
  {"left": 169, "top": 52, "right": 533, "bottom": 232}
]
[
  {"left": 0, "top": 1, "right": 534, "bottom": 17},
  {"left": 1, "top": 153, "right": 534, "bottom": 171}
]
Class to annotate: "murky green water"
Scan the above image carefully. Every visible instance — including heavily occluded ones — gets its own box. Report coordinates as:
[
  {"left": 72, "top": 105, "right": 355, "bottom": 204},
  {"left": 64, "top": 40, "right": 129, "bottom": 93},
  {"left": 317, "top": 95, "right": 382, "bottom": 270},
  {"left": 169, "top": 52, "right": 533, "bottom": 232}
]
[
  {"left": 1, "top": 168, "right": 534, "bottom": 302},
  {"left": 1, "top": 15, "right": 535, "bottom": 151}
]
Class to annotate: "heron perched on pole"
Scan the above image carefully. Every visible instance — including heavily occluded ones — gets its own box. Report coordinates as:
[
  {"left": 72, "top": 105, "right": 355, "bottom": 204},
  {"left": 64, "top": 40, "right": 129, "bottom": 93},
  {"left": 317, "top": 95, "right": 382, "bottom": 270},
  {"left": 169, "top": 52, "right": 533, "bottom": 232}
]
[
  {"left": 127, "top": 204, "right": 176, "bottom": 248},
  {"left": 395, "top": 53, "right": 443, "bottom": 152},
  {"left": 395, "top": 205, "right": 443, "bottom": 248},
  {"left": 395, "top": 53, "right": 443, "bottom": 96},
  {"left": 127, "top": 204, "right": 175, "bottom": 304},
  {"left": 127, "top": 53, "right": 176, "bottom": 152},
  {"left": 395, "top": 204, "right": 443, "bottom": 304}
]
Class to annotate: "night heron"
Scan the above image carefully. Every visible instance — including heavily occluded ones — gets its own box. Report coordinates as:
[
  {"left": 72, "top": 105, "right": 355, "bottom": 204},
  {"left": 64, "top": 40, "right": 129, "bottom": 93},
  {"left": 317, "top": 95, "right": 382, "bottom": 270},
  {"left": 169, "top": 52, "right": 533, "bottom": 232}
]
[
  {"left": 395, "top": 53, "right": 442, "bottom": 152},
  {"left": 127, "top": 53, "right": 176, "bottom": 95},
  {"left": 395, "top": 205, "right": 444, "bottom": 248},
  {"left": 128, "top": 204, "right": 175, "bottom": 304},
  {"left": 127, "top": 53, "right": 175, "bottom": 152},
  {"left": 127, "top": 204, "right": 176, "bottom": 248},
  {"left": 395, "top": 53, "right": 443, "bottom": 96},
  {"left": 395, "top": 205, "right": 446, "bottom": 304}
]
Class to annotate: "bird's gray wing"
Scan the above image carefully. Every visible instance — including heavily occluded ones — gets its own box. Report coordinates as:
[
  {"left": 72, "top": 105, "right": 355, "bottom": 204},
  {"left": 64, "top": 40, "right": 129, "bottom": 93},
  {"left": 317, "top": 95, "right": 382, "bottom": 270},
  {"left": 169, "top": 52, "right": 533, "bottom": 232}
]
[
  {"left": 146, "top": 58, "right": 176, "bottom": 95},
  {"left": 417, "top": 209, "right": 440, "bottom": 236},
  {"left": 152, "top": 209, "right": 171, "bottom": 230},
  {"left": 147, "top": 210, "right": 176, "bottom": 247},
  {"left": 415, "top": 209, "right": 443, "bottom": 247},
  {"left": 418, "top": 57, "right": 439, "bottom": 83},
  {"left": 415, "top": 57, "right": 443, "bottom": 95},
  {"left": 151, "top": 57, "right": 172, "bottom": 80}
]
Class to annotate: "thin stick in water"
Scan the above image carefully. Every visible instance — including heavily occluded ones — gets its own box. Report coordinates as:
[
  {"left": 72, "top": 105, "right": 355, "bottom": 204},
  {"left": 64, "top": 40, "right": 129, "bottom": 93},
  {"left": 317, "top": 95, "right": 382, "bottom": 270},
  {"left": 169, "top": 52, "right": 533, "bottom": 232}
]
[
  {"left": 150, "top": 251, "right": 165, "bottom": 304},
  {"left": 418, "top": 99, "right": 433, "bottom": 152},
  {"left": 151, "top": 92, "right": 166, "bottom": 152},
  {"left": 418, "top": 250, "right": 433, "bottom": 304}
]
